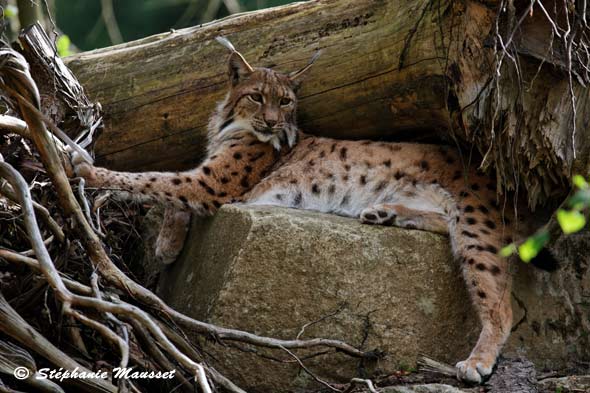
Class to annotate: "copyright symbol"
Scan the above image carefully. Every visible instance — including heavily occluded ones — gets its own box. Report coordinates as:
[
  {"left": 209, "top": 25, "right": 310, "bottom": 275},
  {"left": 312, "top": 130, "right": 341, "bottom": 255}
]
[{"left": 14, "top": 367, "right": 29, "bottom": 380}]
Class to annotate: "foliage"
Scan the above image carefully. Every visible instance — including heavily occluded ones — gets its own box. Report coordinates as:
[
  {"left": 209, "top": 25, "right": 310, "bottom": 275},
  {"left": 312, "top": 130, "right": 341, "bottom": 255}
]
[
  {"left": 56, "top": 35, "right": 73, "bottom": 57},
  {"left": 502, "top": 175, "right": 589, "bottom": 262},
  {"left": 55, "top": 0, "right": 297, "bottom": 51},
  {"left": 557, "top": 175, "right": 589, "bottom": 235},
  {"left": 2, "top": 5, "right": 18, "bottom": 19},
  {"left": 516, "top": 231, "right": 550, "bottom": 263}
]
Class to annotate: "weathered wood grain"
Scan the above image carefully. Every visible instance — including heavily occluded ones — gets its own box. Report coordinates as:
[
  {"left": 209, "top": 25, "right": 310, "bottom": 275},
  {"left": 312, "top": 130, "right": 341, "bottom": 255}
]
[
  {"left": 66, "top": 0, "right": 453, "bottom": 171},
  {"left": 65, "top": 0, "right": 590, "bottom": 207}
]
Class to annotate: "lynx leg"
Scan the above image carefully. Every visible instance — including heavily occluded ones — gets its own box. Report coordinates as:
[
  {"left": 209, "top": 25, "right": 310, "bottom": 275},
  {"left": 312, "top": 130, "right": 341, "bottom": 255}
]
[
  {"left": 155, "top": 207, "right": 191, "bottom": 264},
  {"left": 359, "top": 203, "right": 449, "bottom": 235},
  {"left": 455, "top": 249, "right": 512, "bottom": 383}
]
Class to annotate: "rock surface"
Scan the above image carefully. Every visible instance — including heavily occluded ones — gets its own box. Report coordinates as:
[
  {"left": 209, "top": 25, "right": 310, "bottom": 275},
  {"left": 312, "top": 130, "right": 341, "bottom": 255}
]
[
  {"left": 158, "top": 205, "right": 588, "bottom": 392},
  {"left": 381, "top": 385, "right": 473, "bottom": 393}
]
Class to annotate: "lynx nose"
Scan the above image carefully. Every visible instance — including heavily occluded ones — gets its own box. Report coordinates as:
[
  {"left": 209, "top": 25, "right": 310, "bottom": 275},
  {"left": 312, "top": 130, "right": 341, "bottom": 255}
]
[{"left": 265, "top": 119, "right": 277, "bottom": 128}]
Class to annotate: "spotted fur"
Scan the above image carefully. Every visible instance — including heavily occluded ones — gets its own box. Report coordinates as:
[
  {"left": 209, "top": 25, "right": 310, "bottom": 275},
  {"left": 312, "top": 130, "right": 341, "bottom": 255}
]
[{"left": 73, "top": 41, "right": 533, "bottom": 384}]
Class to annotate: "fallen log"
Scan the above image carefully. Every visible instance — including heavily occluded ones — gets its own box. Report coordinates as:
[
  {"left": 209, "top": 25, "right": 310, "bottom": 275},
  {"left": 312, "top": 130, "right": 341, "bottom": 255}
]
[
  {"left": 65, "top": 0, "right": 451, "bottom": 172},
  {"left": 65, "top": 0, "right": 590, "bottom": 208}
]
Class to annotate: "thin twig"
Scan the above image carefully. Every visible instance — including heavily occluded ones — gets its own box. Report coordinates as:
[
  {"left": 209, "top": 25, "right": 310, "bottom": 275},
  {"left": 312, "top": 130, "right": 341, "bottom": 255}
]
[
  {"left": 296, "top": 304, "right": 346, "bottom": 340},
  {"left": 0, "top": 115, "right": 29, "bottom": 137},
  {"left": 1, "top": 145, "right": 212, "bottom": 391},
  {"left": 417, "top": 354, "right": 457, "bottom": 377},
  {"left": 77, "top": 177, "right": 105, "bottom": 237},
  {"left": 100, "top": 0, "right": 123, "bottom": 45},
  {"left": 0, "top": 181, "right": 65, "bottom": 242},
  {"left": 0, "top": 250, "right": 93, "bottom": 296},
  {"left": 344, "top": 378, "right": 378, "bottom": 393},
  {"left": 279, "top": 345, "right": 340, "bottom": 392}
]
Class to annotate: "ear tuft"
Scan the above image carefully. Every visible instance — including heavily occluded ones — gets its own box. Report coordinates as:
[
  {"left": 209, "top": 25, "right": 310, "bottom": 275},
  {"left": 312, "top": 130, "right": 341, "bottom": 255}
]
[
  {"left": 288, "top": 49, "right": 322, "bottom": 89},
  {"left": 215, "top": 36, "right": 236, "bottom": 52},
  {"left": 216, "top": 36, "right": 254, "bottom": 86}
]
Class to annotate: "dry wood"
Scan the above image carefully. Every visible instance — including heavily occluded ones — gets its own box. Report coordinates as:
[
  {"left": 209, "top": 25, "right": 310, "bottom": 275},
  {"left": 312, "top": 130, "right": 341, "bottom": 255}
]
[
  {"left": 64, "top": 0, "right": 590, "bottom": 207},
  {"left": 18, "top": 23, "right": 100, "bottom": 139},
  {"left": 0, "top": 115, "right": 28, "bottom": 137},
  {"left": 0, "top": 149, "right": 214, "bottom": 392},
  {"left": 0, "top": 178, "right": 65, "bottom": 243},
  {"left": 65, "top": 0, "right": 454, "bottom": 172},
  {"left": 0, "top": 292, "right": 116, "bottom": 393},
  {"left": 485, "top": 357, "right": 538, "bottom": 393},
  {"left": 417, "top": 354, "right": 457, "bottom": 377},
  {"left": 538, "top": 375, "right": 590, "bottom": 392},
  {"left": 0, "top": 340, "right": 65, "bottom": 393}
]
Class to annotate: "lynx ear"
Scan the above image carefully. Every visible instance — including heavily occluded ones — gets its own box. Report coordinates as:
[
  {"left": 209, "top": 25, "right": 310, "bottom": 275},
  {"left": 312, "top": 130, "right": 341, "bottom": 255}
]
[
  {"left": 288, "top": 50, "right": 322, "bottom": 89},
  {"left": 228, "top": 52, "right": 254, "bottom": 86},
  {"left": 215, "top": 36, "right": 254, "bottom": 86}
]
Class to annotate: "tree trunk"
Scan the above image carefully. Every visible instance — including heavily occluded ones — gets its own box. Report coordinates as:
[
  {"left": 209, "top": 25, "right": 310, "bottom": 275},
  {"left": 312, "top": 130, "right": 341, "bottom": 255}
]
[{"left": 65, "top": 0, "right": 590, "bottom": 208}]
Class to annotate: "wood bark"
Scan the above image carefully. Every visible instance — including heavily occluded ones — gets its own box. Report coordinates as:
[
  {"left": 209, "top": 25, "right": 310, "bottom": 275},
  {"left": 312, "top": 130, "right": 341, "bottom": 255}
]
[
  {"left": 64, "top": 0, "right": 457, "bottom": 172},
  {"left": 485, "top": 357, "right": 538, "bottom": 393},
  {"left": 19, "top": 23, "right": 101, "bottom": 143},
  {"left": 65, "top": 0, "right": 590, "bottom": 207}
]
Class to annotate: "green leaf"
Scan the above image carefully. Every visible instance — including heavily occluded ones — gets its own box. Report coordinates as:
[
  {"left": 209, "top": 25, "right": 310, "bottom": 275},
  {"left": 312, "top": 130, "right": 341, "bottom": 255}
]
[
  {"left": 56, "top": 35, "right": 72, "bottom": 57},
  {"left": 3, "top": 5, "right": 18, "bottom": 19},
  {"left": 518, "top": 241, "right": 538, "bottom": 263},
  {"left": 557, "top": 209, "right": 586, "bottom": 234},
  {"left": 568, "top": 189, "right": 590, "bottom": 208},
  {"left": 518, "top": 231, "right": 549, "bottom": 263},
  {"left": 573, "top": 174, "right": 589, "bottom": 190},
  {"left": 500, "top": 244, "right": 517, "bottom": 257}
]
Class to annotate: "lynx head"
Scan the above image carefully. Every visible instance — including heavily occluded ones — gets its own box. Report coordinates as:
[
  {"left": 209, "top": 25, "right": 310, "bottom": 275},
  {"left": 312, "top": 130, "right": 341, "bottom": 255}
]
[{"left": 208, "top": 37, "right": 319, "bottom": 153}]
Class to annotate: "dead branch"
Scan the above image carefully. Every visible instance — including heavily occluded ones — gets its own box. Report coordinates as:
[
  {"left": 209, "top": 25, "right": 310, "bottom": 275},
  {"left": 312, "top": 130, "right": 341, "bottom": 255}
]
[
  {"left": 343, "top": 378, "right": 378, "bottom": 393},
  {"left": 0, "top": 152, "right": 214, "bottom": 392},
  {"left": 417, "top": 354, "right": 457, "bottom": 377},
  {"left": 0, "top": 340, "right": 65, "bottom": 393},
  {"left": 0, "top": 250, "right": 93, "bottom": 296},
  {"left": 0, "top": 292, "right": 116, "bottom": 393},
  {"left": 538, "top": 375, "right": 590, "bottom": 392},
  {"left": 125, "top": 318, "right": 194, "bottom": 393},
  {"left": 64, "top": 315, "right": 90, "bottom": 359},
  {"left": 279, "top": 345, "right": 340, "bottom": 392},
  {"left": 0, "top": 180, "right": 64, "bottom": 242},
  {"left": 0, "top": 115, "right": 29, "bottom": 138}
]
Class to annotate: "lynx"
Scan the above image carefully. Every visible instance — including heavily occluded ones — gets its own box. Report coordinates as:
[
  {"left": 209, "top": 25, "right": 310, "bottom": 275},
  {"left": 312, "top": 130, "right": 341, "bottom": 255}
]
[{"left": 73, "top": 38, "right": 553, "bottom": 384}]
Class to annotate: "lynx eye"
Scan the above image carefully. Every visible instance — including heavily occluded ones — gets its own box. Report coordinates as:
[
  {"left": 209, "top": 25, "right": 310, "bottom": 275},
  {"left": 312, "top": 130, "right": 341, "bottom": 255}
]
[
  {"left": 280, "top": 97, "right": 292, "bottom": 106},
  {"left": 248, "top": 93, "right": 263, "bottom": 104}
]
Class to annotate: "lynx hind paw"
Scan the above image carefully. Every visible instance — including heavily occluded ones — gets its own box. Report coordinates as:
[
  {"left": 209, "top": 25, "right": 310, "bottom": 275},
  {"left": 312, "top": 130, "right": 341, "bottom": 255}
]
[
  {"left": 455, "top": 358, "right": 494, "bottom": 384},
  {"left": 359, "top": 207, "right": 396, "bottom": 226}
]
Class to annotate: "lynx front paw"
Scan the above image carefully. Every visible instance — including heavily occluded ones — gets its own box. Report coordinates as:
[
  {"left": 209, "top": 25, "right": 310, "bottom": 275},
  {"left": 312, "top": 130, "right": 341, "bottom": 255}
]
[
  {"left": 155, "top": 209, "right": 191, "bottom": 265},
  {"left": 360, "top": 207, "right": 396, "bottom": 226},
  {"left": 71, "top": 152, "right": 96, "bottom": 180},
  {"left": 155, "top": 242, "right": 183, "bottom": 265},
  {"left": 455, "top": 356, "right": 494, "bottom": 384}
]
